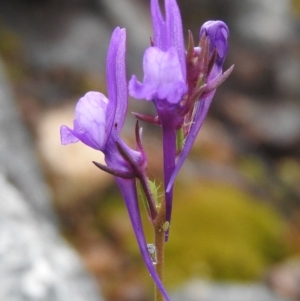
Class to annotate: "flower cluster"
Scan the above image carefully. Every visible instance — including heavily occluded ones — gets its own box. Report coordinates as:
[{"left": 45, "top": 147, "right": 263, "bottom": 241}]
[{"left": 60, "top": 0, "right": 232, "bottom": 299}]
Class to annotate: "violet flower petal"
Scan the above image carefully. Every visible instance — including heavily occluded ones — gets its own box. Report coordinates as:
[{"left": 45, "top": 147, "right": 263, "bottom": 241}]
[
  {"left": 158, "top": 116, "right": 177, "bottom": 241},
  {"left": 165, "top": 0, "right": 186, "bottom": 79},
  {"left": 129, "top": 46, "right": 187, "bottom": 104},
  {"left": 104, "top": 132, "right": 144, "bottom": 175},
  {"left": 115, "top": 178, "right": 171, "bottom": 301},
  {"left": 150, "top": 0, "right": 186, "bottom": 80},
  {"left": 146, "top": 0, "right": 186, "bottom": 240},
  {"left": 60, "top": 91, "right": 108, "bottom": 150},
  {"left": 60, "top": 27, "right": 127, "bottom": 151},
  {"left": 60, "top": 126, "right": 80, "bottom": 144},
  {"left": 151, "top": 0, "right": 167, "bottom": 50},
  {"left": 106, "top": 27, "right": 127, "bottom": 134},
  {"left": 200, "top": 20, "right": 229, "bottom": 78},
  {"left": 61, "top": 27, "right": 164, "bottom": 295}
]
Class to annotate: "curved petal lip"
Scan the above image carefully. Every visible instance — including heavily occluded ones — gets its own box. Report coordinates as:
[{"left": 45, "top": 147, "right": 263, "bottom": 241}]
[
  {"left": 60, "top": 125, "right": 80, "bottom": 145},
  {"left": 128, "top": 75, "right": 153, "bottom": 101},
  {"left": 60, "top": 122, "right": 104, "bottom": 150},
  {"left": 60, "top": 91, "right": 109, "bottom": 150},
  {"left": 129, "top": 47, "right": 187, "bottom": 104}
]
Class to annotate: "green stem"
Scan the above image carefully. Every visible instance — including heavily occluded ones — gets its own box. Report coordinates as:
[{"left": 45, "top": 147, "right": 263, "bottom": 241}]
[{"left": 154, "top": 201, "right": 166, "bottom": 301}]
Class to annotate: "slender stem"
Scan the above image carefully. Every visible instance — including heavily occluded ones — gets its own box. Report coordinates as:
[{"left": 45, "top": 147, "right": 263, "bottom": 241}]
[
  {"left": 139, "top": 173, "right": 158, "bottom": 220},
  {"left": 154, "top": 225, "right": 165, "bottom": 301},
  {"left": 154, "top": 201, "right": 166, "bottom": 301},
  {"left": 161, "top": 122, "right": 176, "bottom": 241},
  {"left": 154, "top": 100, "right": 178, "bottom": 240}
]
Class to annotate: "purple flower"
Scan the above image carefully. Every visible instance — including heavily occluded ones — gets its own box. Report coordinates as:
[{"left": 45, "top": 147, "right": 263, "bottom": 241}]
[
  {"left": 60, "top": 27, "right": 171, "bottom": 301},
  {"left": 129, "top": 0, "right": 232, "bottom": 241},
  {"left": 129, "top": 0, "right": 187, "bottom": 108},
  {"left": 200, "top": 20, "right": 230, "bottom": 79},
  {"left": 60, "top": 91, "right": 108, "bottom": 150},
  {"left": 150, "top": 0, "right": 186, "bottom": 79},
  {"left": 167, "top": 20, "right": 233, "bottom": 192},
  {"left": 60, "top": 26, "right": 129, "bottom": 173},
  {"left": 129, "top": 0, "right": 188, "bottom": 240}
]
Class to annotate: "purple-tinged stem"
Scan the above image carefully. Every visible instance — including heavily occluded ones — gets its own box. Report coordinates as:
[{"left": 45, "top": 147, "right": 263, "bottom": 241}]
[
  {"left": 167, "top": 94, "right": 213, "bottom": 193},
  {"left": 161, "top": 119, "right": 177, "bottom": 241}
]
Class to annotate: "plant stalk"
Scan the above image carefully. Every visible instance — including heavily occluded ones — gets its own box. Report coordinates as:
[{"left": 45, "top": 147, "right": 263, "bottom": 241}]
[{"left": 154, "top": 200, "right": 166, "bottom": 301}]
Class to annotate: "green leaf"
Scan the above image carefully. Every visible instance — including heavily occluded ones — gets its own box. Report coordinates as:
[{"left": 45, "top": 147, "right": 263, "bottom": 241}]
[
  {"left": 137, "top": 178, "right": 162, "bottom": 215},
  {"left": 176, "top": 128, "right": 184, "bottom": 154},
  {"left": 137, "top": 180, "right": 150, "bottom": 216}
]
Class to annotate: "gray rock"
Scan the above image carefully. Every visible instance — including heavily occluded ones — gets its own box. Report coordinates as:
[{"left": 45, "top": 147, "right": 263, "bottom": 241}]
[
  {"left": 233, "top": 0, "right": 295, "bottom": 45},
  {"left": 218, "top": 94, "right": 300, "bottom": 149},
  {"left": 172, "top": 280, "right": 291, "bottom": 301},
  {"left": 100, "top": 0, "right": 151, "bottom": 73},
  {"left": 0, "top": 0, "right": 151, "bottom": 75},
  {"left": 275, "top": 50, "right": 300, "bottom": 98},
  {"left": 0, "top": 173, "right": 102, "bottom": 301},
  {"left": 267, "top": 259, "right": 300, "bottom": 300},
  {"left": 0, "top": 59, "right": 54, "bottom": 221},
  {"left": 0, "top": 60, "right": 103, "bottom": 301},
  {"left": 25, "top": 12, "right": 111, "bottom": 74},
  {"left": 0, "top": 1, "right": 111, "bottom": 74}
]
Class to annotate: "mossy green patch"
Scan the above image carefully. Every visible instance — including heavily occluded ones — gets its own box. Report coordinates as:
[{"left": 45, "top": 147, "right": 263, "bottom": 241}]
[
  {"left": 163, "top": 181, "right": 288, "bottom": 286},
  {"left": 0, "top": 23, "right": 24, "bottom": 80}
]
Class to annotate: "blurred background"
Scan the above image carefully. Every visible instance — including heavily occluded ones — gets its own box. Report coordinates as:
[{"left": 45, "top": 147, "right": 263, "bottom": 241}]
[{"left": 1, "top": 0, "right": 300, "bottom": 301}]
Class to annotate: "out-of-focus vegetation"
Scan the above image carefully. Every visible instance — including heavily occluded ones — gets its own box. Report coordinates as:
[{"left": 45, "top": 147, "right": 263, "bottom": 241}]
[
  {"left": 0, "top": 23, "right": 24, "bottom": 80},
  {"left": 164, "top": 181, "right": 288, "bottom": 285},
  {"left": 292, "top": 0, "right": 300, "bottom": 16},
  {"left": 94, "top": 179, "right": 291, "bottom": 291}
]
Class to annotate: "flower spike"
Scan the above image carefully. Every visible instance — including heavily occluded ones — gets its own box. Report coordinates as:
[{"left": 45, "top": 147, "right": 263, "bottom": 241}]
[
  {"left": 129, "top": 0, "right": 188, "bottom": 240},
  {"left": 60, "top": 0, "right": 232, "bottom": 298},
  {"left": 60, "top": 27, "right": 170, "bottom": 299}
]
